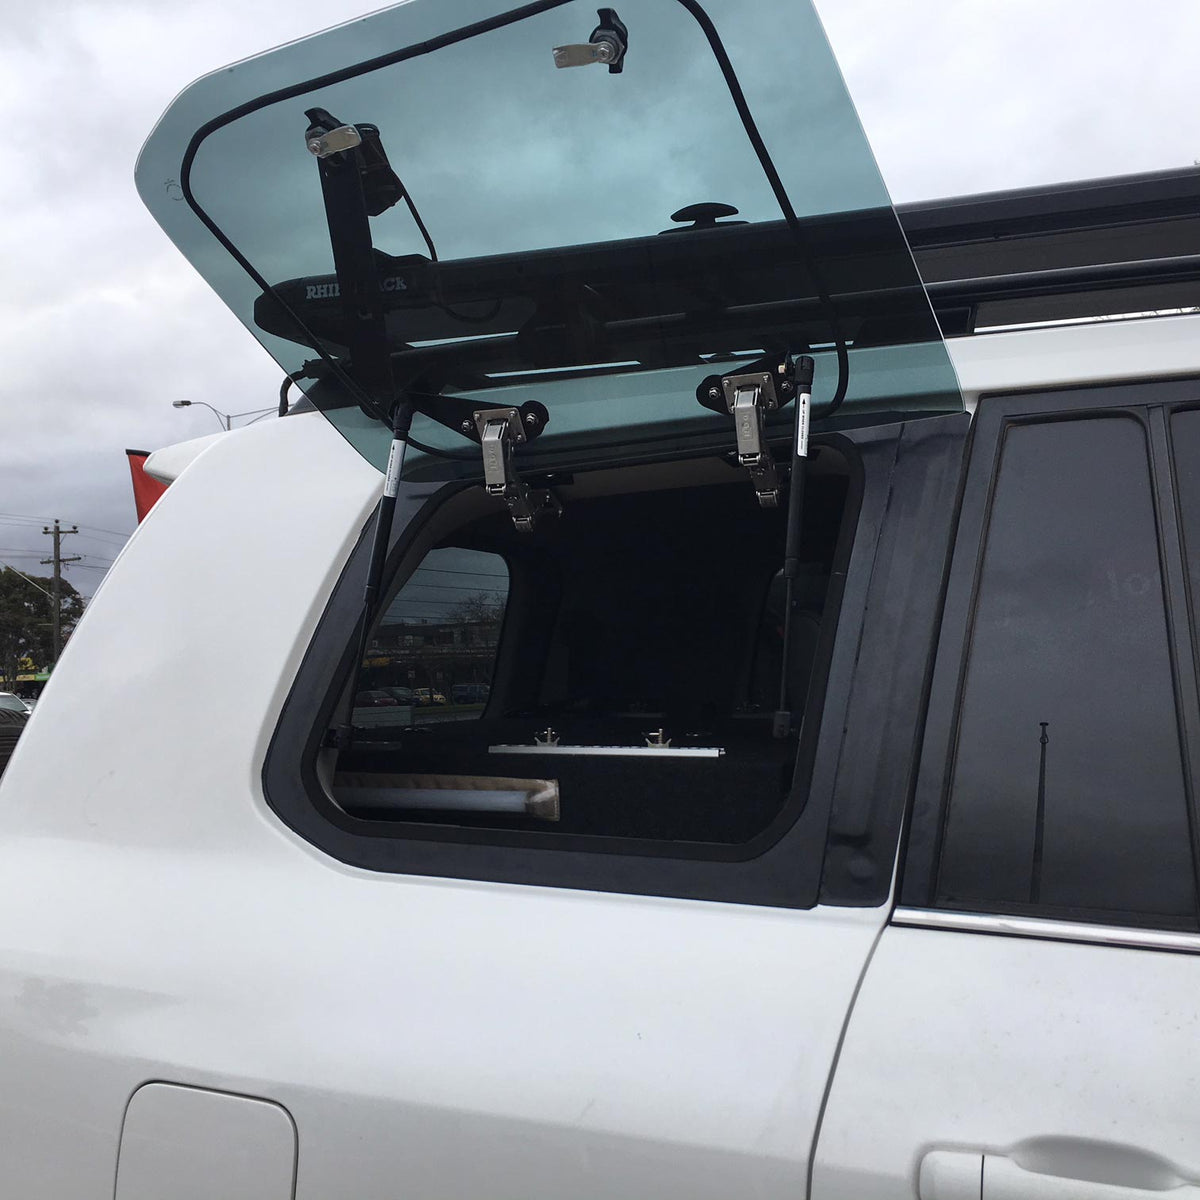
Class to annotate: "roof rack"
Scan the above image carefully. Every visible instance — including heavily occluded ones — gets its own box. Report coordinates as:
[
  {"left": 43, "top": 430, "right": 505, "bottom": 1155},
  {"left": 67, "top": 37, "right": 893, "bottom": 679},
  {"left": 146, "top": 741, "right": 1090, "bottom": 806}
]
[{"left": 898, "top": 166, "right": 1200, "bottom": 331}]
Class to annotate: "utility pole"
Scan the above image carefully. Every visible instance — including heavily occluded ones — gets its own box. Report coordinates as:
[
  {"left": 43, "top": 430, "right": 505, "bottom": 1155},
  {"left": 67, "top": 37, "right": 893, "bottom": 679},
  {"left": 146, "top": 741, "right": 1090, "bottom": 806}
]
[{"left": 41, "top": 520, "right": 80, "bottom": 666}]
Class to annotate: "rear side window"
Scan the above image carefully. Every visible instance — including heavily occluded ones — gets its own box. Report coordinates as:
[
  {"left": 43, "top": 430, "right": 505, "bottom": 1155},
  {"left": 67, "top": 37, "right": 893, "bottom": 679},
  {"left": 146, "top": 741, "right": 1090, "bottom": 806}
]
[
  {"left": 352, "top": 548, "right": 508, "bottom": 732},
  {"left": 935, "top": 416, "right": 1197, "bottom": 923}
]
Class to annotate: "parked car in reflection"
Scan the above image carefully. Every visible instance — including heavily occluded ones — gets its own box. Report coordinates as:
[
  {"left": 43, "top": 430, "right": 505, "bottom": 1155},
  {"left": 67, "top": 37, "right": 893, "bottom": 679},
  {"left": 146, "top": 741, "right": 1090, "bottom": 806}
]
[
  {"left": 0, "top": 694, "right": 32, "bottom": 716},
  {"left": 0, "top": 707, "right": 28, "bottom": 778},
  {"left": 354, "top": 690, "right": 399, "bottom": 707}
]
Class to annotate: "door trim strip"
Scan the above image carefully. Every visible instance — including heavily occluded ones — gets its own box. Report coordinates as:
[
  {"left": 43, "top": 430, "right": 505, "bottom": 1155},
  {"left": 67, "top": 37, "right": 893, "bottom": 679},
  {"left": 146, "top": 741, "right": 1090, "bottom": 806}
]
[{"left": 891, "top": 907, "right": 1200, "bottom": 953}]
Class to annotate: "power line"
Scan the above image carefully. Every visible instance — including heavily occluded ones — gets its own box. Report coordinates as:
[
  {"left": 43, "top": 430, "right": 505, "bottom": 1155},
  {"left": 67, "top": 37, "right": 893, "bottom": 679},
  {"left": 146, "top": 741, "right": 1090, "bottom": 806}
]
[
  {"left": 0, "top": 513, "right": 131, "bottom": 540},
  {"left": 411, "top": 567, "right": 510, "bottom": 578},
  {"left": 0, "top": 564, "right": 53, "bottom": 600}
]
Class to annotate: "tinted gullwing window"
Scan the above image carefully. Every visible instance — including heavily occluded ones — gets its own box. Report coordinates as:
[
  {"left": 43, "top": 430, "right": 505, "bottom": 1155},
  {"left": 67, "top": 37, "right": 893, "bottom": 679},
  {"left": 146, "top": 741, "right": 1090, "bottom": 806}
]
[
  {"left": 135, "top": 0, "right": 962, "bottom": 477},
  {"left": 937, "top": 416, "right": 1197, "bottom": 925}
]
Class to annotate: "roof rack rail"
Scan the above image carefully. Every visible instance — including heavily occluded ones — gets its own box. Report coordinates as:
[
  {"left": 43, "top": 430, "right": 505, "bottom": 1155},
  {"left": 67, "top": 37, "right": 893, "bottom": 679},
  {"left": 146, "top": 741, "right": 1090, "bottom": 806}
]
[{"left": 898, "top": 166, "right": 1200, "bottom": 331}]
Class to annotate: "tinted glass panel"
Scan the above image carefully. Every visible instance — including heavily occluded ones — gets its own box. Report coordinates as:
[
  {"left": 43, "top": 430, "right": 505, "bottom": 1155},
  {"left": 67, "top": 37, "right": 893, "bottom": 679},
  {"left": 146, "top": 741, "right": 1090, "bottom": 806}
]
[
  {"left": 937, "top": 416, "right": 1196, "bottom": 923},
  {"left": 352, "top": 548, "right": 508, "bottom": 732},
  {"left": 137, "top": 0, "right": 962, "bottom": 476}
]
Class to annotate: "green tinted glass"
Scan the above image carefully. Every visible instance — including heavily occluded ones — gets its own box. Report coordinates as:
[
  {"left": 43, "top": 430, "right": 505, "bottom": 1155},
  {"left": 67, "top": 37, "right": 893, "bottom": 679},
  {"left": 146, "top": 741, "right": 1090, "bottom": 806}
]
[{"left": 138, "top": 0, "right": 961, "bottom": 472}]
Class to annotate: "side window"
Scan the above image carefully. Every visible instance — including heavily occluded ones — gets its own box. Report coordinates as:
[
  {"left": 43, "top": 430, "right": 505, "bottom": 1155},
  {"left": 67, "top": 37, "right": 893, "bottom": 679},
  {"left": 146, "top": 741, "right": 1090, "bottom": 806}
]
[
  {"left": 935, "top": 415, "right": 1197, "bottom": 925},
  {"left": 351, "top": 548, "right": 508, "bottom": 733}
]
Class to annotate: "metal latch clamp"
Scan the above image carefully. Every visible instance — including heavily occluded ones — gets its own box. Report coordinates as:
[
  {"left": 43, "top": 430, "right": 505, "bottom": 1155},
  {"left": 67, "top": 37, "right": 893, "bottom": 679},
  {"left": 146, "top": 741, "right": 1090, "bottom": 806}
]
[
  {"left": 696, "top": 354, "right": 810, "bottom": 508},
  {"left": 722, "top": 369, "right": 785, "bottom": 507},
  {"left": 473, "top": 407, "right": 562, "bottom": 533}
]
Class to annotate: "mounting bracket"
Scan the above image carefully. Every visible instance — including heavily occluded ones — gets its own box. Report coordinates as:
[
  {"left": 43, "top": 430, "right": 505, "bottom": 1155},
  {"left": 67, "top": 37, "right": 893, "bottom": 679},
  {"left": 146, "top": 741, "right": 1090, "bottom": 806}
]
[{"left": 302, "top": 107, "right": 403, "bottom": 418}]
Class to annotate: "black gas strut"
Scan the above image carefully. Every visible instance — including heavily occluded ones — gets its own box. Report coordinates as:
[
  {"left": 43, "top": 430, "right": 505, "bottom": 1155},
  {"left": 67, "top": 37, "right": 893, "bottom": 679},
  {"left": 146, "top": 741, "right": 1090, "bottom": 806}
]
[
  {"left": 774, "top": 355, "right": 816, "bottom": 738},
  {"left": 696, "top": 352, "right": 815, "bottom": 737}
]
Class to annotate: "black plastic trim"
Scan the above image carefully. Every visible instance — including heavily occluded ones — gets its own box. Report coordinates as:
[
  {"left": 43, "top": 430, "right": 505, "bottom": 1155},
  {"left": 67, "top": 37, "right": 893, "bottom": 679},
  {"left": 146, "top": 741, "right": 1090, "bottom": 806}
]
[{"left": 817, "top": 411, "right": 971, "bottom": 905}]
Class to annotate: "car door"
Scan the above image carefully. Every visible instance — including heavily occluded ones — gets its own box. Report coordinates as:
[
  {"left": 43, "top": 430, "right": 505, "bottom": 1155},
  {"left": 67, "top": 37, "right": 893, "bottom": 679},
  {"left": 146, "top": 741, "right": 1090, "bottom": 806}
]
[{"left": 813, "top": 378, "right": 1200, "bottom": 1200}]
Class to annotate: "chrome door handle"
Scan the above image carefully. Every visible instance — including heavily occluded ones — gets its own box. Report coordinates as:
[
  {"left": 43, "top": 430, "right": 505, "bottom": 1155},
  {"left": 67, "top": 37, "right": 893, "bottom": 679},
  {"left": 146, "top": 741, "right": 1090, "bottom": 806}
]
[{"left": 920, "top": 1150, "right": 1200, "bottom": 1200}]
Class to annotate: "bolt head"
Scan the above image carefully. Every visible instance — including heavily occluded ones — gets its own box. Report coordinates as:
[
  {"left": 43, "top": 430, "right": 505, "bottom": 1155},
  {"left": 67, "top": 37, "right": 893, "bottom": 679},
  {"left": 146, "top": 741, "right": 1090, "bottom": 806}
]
[
  {"left": 708, "top": 386, "right": 721, "bottom": 399},
  {"left": 460, "top": 420, "right": 473, "bottom": 434},
  {"left": 306, "top": 138, "right": 323, "bottom": 155}
]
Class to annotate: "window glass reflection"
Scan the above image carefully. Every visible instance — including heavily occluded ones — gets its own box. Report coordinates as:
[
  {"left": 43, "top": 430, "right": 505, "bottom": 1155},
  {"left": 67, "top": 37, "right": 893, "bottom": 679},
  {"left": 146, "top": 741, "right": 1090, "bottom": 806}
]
[{"left": 938, "top": 416, "right": 1196, "bottom": 924}]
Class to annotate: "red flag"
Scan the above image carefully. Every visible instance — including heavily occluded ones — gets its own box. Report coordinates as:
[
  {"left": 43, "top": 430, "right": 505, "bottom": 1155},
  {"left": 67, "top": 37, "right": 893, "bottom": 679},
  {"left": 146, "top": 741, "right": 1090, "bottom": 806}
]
[{"left": 125, "top": 449, "right": 168, "bottom": 523}]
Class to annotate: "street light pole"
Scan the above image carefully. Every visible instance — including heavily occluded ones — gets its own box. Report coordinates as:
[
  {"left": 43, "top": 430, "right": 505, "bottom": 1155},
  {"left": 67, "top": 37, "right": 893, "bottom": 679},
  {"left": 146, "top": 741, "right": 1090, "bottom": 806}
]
[{"left": 172, "top": 400, "right": 274, "bottom": 430}]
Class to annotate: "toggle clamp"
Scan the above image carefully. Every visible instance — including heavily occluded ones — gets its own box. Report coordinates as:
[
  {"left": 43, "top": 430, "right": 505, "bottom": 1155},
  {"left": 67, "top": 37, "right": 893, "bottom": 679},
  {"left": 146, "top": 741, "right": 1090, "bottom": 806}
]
[
  {"left": 696, "top": 353, "right": 814, "bottom": 508},
  {"left": 473, "top": 405, "right": 561, "bottom": 533}
]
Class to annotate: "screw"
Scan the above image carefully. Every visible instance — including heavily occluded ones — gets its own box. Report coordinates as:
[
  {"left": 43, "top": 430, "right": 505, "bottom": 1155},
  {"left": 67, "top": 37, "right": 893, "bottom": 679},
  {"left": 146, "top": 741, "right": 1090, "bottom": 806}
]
[
  {"left": 460, "top": 420, "right": 473, "bottom": 434},
  {"left": 306, "top": 138, "right": 323, "bottom": 155},
  {"left": 524, "top": 412, "right": 539, "bottom": 428},
  {"left": 708, "top": 386, "right": 721, "bottom": 399}
]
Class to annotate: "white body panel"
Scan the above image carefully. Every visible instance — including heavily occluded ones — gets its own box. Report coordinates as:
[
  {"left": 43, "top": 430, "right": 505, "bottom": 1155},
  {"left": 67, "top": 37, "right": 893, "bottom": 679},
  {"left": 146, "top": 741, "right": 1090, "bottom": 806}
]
[
  {"left": 813, "top": 923, "right": 1200, "bottom": 1199},
  {"left": 143, "top": 431, "right": 223, "bottom": 484},
  {"left": 947, "top": 312, "right": 1200, "bottom": 404},
  {"left": 0, "top": 412, "right": 887, "bottom": 1197},
  {"left": 4, "top": 314, "right": 1200, "bottom": 1195}
]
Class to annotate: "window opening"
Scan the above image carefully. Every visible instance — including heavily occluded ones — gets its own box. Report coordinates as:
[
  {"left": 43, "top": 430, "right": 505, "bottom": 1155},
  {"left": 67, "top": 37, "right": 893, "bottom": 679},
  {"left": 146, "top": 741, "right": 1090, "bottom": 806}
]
[{"left": 328, "top": 456, "right": 850, "bottom": 845}]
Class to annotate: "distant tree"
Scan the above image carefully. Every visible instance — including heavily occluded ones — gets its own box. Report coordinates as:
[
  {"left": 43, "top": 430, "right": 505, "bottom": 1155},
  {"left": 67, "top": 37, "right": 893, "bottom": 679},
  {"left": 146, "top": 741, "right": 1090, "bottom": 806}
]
[
  {"left": 0, "top": 568, "right": 84, "bottom": 688},
  {"left": 450, "top": 592, "right": 506, "bottom": 627}
]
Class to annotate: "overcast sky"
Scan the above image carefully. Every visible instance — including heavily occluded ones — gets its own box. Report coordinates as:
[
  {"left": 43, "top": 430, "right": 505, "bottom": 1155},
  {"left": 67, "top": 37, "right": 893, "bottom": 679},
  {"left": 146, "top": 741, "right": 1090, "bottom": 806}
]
[{"left": 2, "top": 0, "right": 1198, "bottom": 596}]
